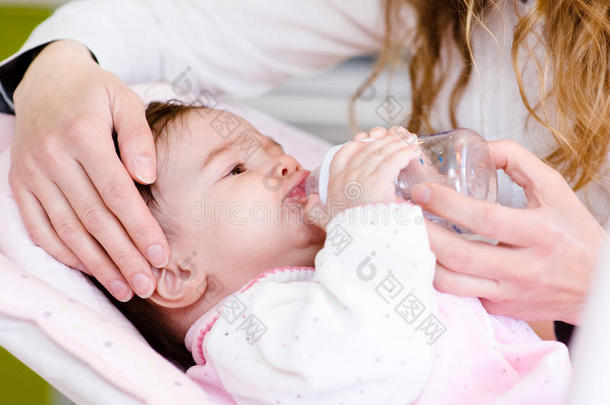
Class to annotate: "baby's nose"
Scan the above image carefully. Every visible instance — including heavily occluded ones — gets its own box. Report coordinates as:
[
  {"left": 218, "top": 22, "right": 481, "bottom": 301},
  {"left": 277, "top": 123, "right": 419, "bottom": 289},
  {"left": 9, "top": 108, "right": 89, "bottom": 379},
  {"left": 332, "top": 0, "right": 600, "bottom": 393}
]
[{"left": 273, "top": 155, "right": 301, "bottom": 178}]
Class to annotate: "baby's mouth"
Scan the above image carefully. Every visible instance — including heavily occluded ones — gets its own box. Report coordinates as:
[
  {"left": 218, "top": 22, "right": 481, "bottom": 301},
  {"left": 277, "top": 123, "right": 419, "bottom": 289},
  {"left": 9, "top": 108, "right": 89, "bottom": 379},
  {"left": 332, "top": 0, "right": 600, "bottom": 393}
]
[{"left": 283, "top": 171, "right": 310, "bottom": 206}]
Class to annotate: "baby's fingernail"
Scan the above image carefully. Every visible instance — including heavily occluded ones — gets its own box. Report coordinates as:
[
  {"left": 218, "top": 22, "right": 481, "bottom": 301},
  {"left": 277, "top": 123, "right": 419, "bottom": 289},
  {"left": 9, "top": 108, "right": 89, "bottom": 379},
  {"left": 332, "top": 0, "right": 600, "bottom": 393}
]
[
  {"left": 370, "top": 128, "right": 386, "bottom": 138},
  {"left": 146, "top": 244, "right": 168, "bottom": 268},
  {"left": 132, "top": 154, "right": 155, "bottom": 184},
  {"left": 398, "top": 127, "right": 417, "bottom": 143},
  {"left": 109, "top": 280, "right": 133, "bottom": 302},
  {"left": 412, "top": 184, "right": 431, "bottom": 204},
  {"left": 131, "top": 273, "right": 155, "bottom": 298}
]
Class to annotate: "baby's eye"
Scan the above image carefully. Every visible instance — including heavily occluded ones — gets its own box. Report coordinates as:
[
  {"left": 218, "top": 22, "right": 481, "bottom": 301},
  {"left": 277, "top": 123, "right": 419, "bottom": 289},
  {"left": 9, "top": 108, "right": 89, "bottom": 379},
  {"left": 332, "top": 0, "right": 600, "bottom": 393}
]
[{"left": 228, "top": 163, "right": 245, "bottom": 176}]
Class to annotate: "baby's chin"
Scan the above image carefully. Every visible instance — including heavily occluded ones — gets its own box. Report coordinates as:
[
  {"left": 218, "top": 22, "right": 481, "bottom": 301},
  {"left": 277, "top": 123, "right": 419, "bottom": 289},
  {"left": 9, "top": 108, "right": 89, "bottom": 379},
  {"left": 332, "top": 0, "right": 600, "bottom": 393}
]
[
  {"left": 304, "top": 222, "right": 326, "bottom": 245},
  {"left": 280, "top": 202, "right": 326, "bottom": 244},
  {"left": 288, "top": 218, "right": 326, "bottom": 250}
]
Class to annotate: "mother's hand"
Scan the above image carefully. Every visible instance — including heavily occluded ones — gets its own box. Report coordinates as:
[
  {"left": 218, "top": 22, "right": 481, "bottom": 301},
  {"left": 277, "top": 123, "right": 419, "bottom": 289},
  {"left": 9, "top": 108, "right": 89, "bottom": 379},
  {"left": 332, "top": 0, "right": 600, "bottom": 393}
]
[
  {"left": 9, "top": 40, "right": 169, "bottom": 301},
  {"left": 412, "top": 139, "right": 607, "bottom": 325}
]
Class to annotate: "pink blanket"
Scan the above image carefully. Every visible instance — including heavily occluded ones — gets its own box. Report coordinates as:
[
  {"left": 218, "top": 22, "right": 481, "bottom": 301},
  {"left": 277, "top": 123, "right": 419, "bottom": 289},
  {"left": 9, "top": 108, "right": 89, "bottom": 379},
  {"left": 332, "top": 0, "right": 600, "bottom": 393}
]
[{"left": 0, "top": 112, "right": 214, "bottom": 403}]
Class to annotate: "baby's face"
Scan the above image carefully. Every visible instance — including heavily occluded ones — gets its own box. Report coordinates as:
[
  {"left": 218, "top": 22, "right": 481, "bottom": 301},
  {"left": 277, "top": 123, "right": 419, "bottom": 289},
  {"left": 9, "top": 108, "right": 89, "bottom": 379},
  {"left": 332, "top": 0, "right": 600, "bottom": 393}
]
[{"left": 151, "top": 109, "right": 325, "bottom": 304}]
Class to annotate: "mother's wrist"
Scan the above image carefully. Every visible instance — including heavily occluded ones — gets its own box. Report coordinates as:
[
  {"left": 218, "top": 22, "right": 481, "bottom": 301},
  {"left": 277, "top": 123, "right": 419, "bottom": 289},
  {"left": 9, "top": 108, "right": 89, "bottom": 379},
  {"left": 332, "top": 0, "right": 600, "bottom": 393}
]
[
  {"left": 37, "top": 40, "right": 93, "bottom": 61},
  {"left": 14, "top": 40, "right": 97, "bottom": 106}
]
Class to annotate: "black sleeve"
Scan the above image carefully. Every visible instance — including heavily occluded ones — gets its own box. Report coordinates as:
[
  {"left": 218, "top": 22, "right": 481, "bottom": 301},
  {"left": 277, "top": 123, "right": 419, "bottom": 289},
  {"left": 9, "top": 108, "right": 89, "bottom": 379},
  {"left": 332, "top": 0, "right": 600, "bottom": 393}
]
[
  {"left": 0, "top": 41, "right": 98, "bottom": 115},
  {"left": 554, "top": 321, "right": 575, "bottom": 347}
]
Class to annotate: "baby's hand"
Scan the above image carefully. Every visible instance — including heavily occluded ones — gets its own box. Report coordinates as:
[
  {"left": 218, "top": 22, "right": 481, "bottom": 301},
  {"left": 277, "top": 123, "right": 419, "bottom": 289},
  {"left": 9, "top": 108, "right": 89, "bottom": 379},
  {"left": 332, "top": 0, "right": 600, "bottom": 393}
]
[
  {"left": 353, "top": 126, "right": 394, "bottom": 142},
  {"left": 305, "top": 126, "right": 420, "bottom": 229}
]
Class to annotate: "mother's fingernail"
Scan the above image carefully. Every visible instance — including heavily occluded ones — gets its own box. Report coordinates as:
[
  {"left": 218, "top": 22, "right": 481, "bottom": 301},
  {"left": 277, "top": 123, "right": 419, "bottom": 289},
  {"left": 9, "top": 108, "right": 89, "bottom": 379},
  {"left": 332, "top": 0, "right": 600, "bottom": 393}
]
[
  {"left": 132, "top": 154, "right": 155, "bottom": 184},
  {"left": 147, "top": 244, "right": 168, "bottom": 268},
  {"left": 131, "top": 273, "right": 154, "bottom": 298},
  {"left": 109, "top": 280, "right": 132, "bottom": 302},
  {"left": 412, "top": 184, "right": 431, "bottom": 204}
]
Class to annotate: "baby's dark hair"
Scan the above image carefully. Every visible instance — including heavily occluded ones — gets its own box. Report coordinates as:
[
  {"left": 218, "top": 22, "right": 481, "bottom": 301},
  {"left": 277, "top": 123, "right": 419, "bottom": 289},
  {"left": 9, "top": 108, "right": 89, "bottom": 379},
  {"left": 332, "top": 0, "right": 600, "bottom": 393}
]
[
  {"left": 132, "top": 100, "right": 203, "bottom": 211},
  {"left": 87, "top": 100, "right": 205, "bottom": 372}
]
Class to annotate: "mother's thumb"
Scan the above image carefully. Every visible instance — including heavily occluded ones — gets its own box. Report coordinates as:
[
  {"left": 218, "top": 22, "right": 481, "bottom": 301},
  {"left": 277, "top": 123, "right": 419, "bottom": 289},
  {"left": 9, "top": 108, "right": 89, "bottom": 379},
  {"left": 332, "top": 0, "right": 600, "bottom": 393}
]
[{"left": 487, "top": 139, "right": 564, "bottom": 206}]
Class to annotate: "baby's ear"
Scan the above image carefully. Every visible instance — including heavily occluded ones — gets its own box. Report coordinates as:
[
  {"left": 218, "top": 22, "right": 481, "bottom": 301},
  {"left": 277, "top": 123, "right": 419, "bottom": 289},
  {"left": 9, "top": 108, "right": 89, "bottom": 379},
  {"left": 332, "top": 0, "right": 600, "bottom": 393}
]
[{"left": 148, "top": 253, "right": 207, "bottom": 308}]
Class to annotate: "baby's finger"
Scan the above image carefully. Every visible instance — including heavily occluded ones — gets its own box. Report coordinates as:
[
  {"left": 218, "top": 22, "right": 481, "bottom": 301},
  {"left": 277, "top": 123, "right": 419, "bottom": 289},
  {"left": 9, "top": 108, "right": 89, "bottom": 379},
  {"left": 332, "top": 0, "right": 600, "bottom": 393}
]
[
  {"left": 361, "top": 138, "right": 420, "bottom": 175},
  {"left": 353, "top": 131, "right": 368, "bottom": 142},
  {"left": 348, "top": 133, "right": 406, "bottom": 169},
  {"left": 388, "top": 126, "right": 418, "bottom": 146},
  {"left": 373, "top": 145, "right": 420, "bottom": 182},
  {"left": 329, "top": 141, "right": 368, "bottom": 177},
  {"left": 368, "top": 127, "right": 388, "bottom": 139}
]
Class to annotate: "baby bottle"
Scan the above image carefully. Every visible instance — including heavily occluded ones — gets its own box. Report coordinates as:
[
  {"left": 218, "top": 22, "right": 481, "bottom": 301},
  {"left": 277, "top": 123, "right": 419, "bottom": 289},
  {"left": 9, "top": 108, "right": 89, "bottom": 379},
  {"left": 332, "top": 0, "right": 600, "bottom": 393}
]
[{"left": 305, "top": 128, "right": 498, "bottom": 234}]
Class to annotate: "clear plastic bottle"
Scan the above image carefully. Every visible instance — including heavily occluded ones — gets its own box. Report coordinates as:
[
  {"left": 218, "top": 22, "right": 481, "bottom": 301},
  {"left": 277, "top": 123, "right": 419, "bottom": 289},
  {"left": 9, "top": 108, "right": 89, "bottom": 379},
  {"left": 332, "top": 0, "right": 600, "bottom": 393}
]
[{"left": 305, "top": 128, "right": 498, "bottom": 234}]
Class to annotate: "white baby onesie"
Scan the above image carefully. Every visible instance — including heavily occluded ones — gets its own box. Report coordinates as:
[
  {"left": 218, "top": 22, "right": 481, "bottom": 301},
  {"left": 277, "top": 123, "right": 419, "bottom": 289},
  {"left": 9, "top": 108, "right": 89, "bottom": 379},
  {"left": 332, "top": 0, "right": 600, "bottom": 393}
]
[{"left": 184, "top": 202, "right": 570, "bottom": 405}]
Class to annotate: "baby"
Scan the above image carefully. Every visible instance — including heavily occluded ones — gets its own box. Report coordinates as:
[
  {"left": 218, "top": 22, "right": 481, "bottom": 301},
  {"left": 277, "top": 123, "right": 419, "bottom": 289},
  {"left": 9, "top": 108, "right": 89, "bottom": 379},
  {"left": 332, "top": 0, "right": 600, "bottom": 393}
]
[{"left": 93, "top": 100, "right": 571, "bottom": 405}]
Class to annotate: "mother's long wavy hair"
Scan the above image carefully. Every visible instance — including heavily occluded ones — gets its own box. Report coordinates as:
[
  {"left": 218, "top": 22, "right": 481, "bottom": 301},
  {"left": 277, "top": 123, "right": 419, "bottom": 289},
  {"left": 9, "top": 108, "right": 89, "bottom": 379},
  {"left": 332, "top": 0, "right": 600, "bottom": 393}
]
[{"left": 352, "top": 0, "right": 609, "bottom": 191}]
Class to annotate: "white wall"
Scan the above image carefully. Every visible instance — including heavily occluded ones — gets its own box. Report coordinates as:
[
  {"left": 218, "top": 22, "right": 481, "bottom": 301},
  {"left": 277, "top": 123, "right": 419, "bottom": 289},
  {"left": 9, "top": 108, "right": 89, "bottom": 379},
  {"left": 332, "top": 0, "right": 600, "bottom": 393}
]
[{"left": 228, "top": 56, "right": 412, "bottom": 144}]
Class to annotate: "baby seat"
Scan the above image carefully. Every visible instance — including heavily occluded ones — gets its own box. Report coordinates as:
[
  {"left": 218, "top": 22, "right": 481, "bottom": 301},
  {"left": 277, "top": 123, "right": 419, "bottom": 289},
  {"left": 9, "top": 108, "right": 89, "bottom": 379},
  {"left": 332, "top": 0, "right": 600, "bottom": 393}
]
[{"left": 0, "top": 83, "right": 331, "bottom": 404}]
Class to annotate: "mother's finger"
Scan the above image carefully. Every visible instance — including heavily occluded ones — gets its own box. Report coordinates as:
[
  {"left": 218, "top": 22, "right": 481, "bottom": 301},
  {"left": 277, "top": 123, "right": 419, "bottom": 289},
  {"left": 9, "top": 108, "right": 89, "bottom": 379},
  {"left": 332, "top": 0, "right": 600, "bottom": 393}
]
[
  {"left": 413, "top": 183, "right": 545, "bottom": 246},
  {"left": 73, "top": 130, "right": 169, "bottom": 269},
  {"left": 52, "top": 157, "right": 157, "bottom": 298},
  {"left": 425, "top": 219, "right": 522, "bottom": 280},
  {"left": 433, "top": 262, "right": 500, "bottom": 298},
  {"left": 12, "top": 186, "right": 86, "bottom": 273},
  {"left": 112, "top": 89, "right": 157, "bottom": 184},
  {"left": 29, "top": 176, "right": 134, "bottom": 302}
]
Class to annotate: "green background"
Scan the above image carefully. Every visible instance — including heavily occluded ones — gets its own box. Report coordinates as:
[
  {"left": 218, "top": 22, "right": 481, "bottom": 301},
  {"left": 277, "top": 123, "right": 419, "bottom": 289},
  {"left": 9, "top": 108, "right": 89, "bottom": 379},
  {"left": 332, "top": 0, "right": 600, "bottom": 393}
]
[
  {"left": 0, "top": 5, "right": 68, "bottom": 405},
  {"left": 0, "top": 4, "right": 51, "bottom": 60}
]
